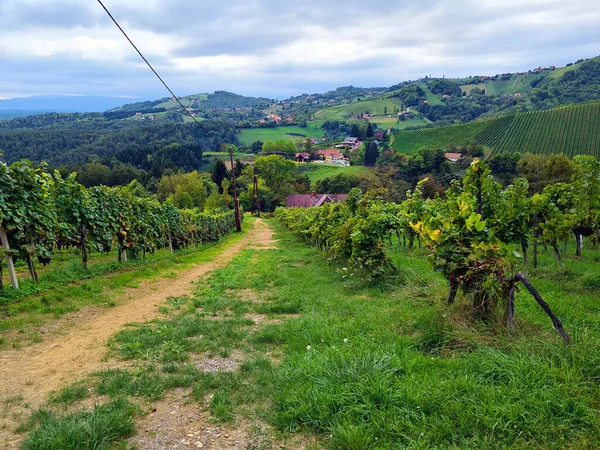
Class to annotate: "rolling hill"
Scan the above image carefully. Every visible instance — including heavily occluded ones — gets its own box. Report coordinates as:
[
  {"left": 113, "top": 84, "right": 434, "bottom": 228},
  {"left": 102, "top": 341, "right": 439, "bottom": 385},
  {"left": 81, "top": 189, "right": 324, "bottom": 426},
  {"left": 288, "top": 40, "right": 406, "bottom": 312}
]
[
  {"left": 459, "top": 56, "right": 600, "bottom": 97},
  {"left": 390, "top": 101, "right": 600, "bottom": 159},
  {"left": 313, "top": 96, "right": 430, "bottom": 128},
  {"left": 112, "top": 91, "right": 272, "bottom": 114}
]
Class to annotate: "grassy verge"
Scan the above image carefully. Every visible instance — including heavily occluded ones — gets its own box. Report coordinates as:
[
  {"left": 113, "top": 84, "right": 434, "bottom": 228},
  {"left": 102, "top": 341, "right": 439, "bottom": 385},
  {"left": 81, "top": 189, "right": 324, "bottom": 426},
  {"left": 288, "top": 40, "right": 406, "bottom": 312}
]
[
  {"left": 0, "top": 227, "right": 248, "bottom": 347},
  {"left": 20, "top": 220, "right": 600, "bottom": 449}
]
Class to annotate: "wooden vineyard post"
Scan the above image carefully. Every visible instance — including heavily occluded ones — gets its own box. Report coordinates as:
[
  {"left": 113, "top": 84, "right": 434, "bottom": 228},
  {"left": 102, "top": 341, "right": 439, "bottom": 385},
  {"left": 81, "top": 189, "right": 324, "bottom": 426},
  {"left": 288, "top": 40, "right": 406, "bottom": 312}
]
[
  {"left": 511, "top": 272, "right": 571, "bottom": 345},
  {"left": 229, "top": 145, "right": 242, "bottom": 232},
  {"left": 252, "top": 175, "right": 261, "bottom": 217},
  {"left": 0, "top": 226, "right": 19, "bottom": 289}
]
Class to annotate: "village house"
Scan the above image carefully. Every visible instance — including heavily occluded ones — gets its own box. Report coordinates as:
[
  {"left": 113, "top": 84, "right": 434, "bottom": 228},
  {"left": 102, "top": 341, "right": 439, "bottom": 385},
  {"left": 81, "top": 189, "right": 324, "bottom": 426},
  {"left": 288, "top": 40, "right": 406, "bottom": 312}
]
[
  {"left": 295, "top": 152, "right": 310, "bottom": 163},
  {"left": 445, "top": 152, "right": 462, "bottom": 162},
  {"left": 317, "top": 149, "right": 344, "bottom": 161},
  {"left": 374, "top": 129, "right": 385, "bottom": 140},
  {"left": 286, "top": 192, "right": 348, "bottom": 208}
]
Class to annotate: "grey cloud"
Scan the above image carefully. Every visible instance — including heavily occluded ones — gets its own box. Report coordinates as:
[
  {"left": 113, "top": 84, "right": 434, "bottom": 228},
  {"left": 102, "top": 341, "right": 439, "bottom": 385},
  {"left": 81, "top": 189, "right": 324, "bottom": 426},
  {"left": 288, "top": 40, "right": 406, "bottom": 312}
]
[
  {"left": 0, "top": 0, "right": 98, "bottom": 30},
  {"left": 1, "top": 0, "right": 600, "bottom": 99}
]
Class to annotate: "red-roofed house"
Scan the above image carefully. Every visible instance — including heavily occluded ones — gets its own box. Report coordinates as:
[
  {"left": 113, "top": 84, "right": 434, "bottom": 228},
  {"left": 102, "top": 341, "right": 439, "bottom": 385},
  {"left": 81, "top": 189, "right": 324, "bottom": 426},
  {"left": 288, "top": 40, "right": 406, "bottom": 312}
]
[
  {"left": 317, "top": 149, "right": 344, "bottom": 161},
  {"left": 286, "top": 193, "right": 348, "bottom": 208},
  {"left": 445, "top": 152, "right": 462, "bottom": 162}
]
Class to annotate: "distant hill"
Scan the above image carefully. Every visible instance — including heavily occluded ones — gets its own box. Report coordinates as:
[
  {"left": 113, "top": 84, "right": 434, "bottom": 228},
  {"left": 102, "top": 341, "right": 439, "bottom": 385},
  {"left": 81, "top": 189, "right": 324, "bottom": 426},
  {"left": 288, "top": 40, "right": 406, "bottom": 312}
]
[
  {"left": 458, "top": 56, "right": 600, "bottom": 98},
  {"left": 390, "top": 101, "right": 600, "bottom": 159},
  {"left": 310, "top": 55, "right": 600, "bottom": 128},
  {"left": 0, "top": 95, "right": 135, "bottom": 115},
  {"left": 112, "top": 91, "right": 272, "bottom": 113}
]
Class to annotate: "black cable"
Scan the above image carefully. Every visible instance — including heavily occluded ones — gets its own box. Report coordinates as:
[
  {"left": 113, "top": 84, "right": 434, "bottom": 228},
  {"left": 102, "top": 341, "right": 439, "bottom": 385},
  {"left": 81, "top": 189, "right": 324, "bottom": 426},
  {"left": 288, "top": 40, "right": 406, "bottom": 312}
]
[{"left": 96, "top": 0, "right": 207, "bottom": 135}]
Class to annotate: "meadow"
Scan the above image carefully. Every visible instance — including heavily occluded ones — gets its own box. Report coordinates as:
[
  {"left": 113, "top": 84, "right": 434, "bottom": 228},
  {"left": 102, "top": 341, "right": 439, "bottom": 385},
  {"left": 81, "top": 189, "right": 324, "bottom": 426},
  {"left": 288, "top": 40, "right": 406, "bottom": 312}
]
[
  {"left": 314, "top": 97, "right": 404, "bottom": 120},
  {"left": 238, "top": 123, "right": 325, "bottom": 145},
  {"left": 296, "top": 163, "right": 371, "bottom": 183}
]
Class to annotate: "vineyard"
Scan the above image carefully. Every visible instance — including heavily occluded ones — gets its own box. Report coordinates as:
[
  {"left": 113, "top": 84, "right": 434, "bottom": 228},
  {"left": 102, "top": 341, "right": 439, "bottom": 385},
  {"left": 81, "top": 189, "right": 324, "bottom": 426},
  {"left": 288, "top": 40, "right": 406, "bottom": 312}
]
[
  {"left": 390, "top": 101, "right": 600, "bottom": 158},
  {"left": 277, "top": 156, "right": 600, "bottom": 341},
  {"left": 0, "top": 161, "right": 238, "bottom": 290}
]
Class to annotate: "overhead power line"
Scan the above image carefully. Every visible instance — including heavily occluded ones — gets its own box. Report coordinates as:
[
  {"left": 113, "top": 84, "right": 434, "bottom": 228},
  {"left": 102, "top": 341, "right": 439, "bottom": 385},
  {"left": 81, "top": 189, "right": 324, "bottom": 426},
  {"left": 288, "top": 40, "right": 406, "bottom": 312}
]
[{"left": 96, "top": 0, "right": 207, "bottom": 134}]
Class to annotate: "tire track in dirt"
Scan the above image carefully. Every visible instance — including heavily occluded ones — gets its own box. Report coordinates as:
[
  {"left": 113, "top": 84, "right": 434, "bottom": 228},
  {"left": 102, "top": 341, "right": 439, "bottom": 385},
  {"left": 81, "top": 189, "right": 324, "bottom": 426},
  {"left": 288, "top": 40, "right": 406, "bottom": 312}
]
[{"left": 0, "top": 219, "right": 276, "bottom": 448}]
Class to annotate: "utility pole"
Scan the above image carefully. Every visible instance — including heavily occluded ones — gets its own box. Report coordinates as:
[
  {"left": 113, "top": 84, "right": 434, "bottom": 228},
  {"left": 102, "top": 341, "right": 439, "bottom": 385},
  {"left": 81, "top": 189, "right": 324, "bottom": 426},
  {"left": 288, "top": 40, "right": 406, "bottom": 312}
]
[
  {"left": 229, "top": 145, "right": 242, "bottom": 232},
  {"left": 252, "top": 175, "right": 261, "bottom": 217}
]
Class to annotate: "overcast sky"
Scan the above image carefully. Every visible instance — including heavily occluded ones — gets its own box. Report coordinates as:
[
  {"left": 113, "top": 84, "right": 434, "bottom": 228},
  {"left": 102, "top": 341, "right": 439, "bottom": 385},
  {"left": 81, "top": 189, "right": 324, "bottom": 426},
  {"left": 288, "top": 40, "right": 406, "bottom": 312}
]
[{"left": 1, "top": 0, "right": 599, "bottom": 100}]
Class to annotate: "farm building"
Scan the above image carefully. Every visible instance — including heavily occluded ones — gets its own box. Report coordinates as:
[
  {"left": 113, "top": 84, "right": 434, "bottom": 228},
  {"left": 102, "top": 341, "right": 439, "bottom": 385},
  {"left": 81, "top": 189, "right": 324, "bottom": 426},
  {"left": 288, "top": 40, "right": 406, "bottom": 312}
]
[
  {"left": 445, "top": 152, "right": 462, "bottom": 162},
  {"left": 295, "top": 152, "right": 310, "bottom": 163},
  {"left": 286, "top": 193, "right": 348, "bottom": 208}
]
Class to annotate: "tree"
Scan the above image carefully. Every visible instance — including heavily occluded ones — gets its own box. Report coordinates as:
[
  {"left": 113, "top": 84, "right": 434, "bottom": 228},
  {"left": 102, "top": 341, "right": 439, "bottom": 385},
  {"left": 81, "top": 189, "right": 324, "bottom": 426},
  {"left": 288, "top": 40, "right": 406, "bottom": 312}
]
[
  {"left": 366, "top": 122, "right": 374, "bottom": 138},
  {"left": 157, "top": 171, "right": 212, "bottom": 209},
  {"left": 250, "top": 141, "right": 264, "bottom": 154},
  {"left": 545, "top": 153, "right": 574, "bottom": 184},
  {"left": 211, "top": 159, "right": 230, "bottom": 193},
  {"left": 363, "top": 141, "right": 379, "bottom": 166},
  {"left": 77, "top": 162, "right": 112, "bottom": 187},
  {"left": 254, "top": 155, "right": 296, "bottom": 203},
  {"left": 488, "top": 152, "right": 519, "bottom": 185}
]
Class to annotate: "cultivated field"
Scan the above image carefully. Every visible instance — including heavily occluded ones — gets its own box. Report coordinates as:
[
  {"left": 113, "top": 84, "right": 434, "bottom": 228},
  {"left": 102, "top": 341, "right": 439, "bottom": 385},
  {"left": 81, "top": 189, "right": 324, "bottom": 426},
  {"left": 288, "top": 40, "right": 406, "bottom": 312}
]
[{"left": 390, "top": 101, "right": 600, "bottom": 158}]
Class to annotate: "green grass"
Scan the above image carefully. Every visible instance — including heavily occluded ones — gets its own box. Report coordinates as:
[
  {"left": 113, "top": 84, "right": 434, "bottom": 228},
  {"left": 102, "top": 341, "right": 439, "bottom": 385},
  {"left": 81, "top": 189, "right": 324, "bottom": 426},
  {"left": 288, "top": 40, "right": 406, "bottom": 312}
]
[
  {"left": 460, "top": 74, "right": 545, "bottom": 97},
  {"left": 238, "top": 124, "right": 325, "bottom": 145},
  {"left": 0, "top": 227, "right": 247, "bottom": 346},
  {"left": 548, "top": 56, "right": 600, "bottom": 79},
  {"left": 21, "top": 398, "right": 136, "bottom": 450},
  {"left": 314, "top": 97, "right": 404, "bottom": 121},
  {"left": 421, "top": 85, "right": 443, "bottom": 105},
  {"left": 19, "top": 219, "right": 600, "bottom": 448},
  {"left": 296, "top": 164, "right": 371, "bottom": 183}
]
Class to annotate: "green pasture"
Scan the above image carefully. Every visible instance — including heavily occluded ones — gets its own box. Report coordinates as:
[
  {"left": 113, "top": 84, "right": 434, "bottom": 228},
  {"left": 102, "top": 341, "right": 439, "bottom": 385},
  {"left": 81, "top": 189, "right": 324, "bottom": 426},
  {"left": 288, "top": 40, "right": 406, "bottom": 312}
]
[
  {"left": 238, "top": 124, "right": 325, "bottom": 145},
  {"left": 296, "top": 163, "right": 371, "bottom": 183}
]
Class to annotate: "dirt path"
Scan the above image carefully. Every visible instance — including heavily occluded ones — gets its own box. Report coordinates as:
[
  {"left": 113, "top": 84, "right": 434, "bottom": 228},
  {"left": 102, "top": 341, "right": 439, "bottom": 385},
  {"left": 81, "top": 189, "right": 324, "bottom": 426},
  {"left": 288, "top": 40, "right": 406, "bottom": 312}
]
[{"left": 0, "top": 219, "right": 276, "bottom": 448}]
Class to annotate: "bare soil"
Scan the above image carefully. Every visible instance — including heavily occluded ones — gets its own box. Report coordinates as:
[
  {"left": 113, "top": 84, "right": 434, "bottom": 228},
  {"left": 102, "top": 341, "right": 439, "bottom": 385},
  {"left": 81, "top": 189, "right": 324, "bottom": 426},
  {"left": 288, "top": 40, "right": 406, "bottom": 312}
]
[
  {"left": 0, "top": 219, "right": 276, "bottom": 449},
  {"left": 128, "top": 388, "right": 273, "bottom": 450}
]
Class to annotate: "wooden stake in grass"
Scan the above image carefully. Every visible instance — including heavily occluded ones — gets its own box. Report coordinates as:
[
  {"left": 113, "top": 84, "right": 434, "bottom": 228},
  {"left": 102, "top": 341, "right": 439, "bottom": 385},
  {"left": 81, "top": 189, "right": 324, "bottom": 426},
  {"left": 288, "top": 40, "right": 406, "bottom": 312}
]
[
  {"left": 507, "top": 272, "right": 571, "bottom": 345},
  {"left": 0, "top": 225, "right": 19, "bottom": 289}
]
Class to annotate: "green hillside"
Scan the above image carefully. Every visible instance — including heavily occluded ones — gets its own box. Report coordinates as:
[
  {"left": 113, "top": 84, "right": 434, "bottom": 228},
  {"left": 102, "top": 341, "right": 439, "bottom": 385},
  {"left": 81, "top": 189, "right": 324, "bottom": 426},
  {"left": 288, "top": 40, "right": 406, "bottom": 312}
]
[
  {"left": 314, "top": 96, "right": 430, "bottom": 129},
  {"left": 390, "top": 101, "right": 600, "bottom": 158},
  {"left": 314, "top": 97, "right": 404, "bottom": 120},
  {"left": 390, "top": 120, "right": 494, "bottom": 154},
  {"left": 460, "top": 73, "right": 545, "bottom": 96},
  {"left": 459, "top": 57, "right": 600, "bottom": 97},
  {"left": 238, "top": 124, "right": 325, "bottom": 145},
  {"left": 490, "top": 102, "right": 600, "bottom": 157}
]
